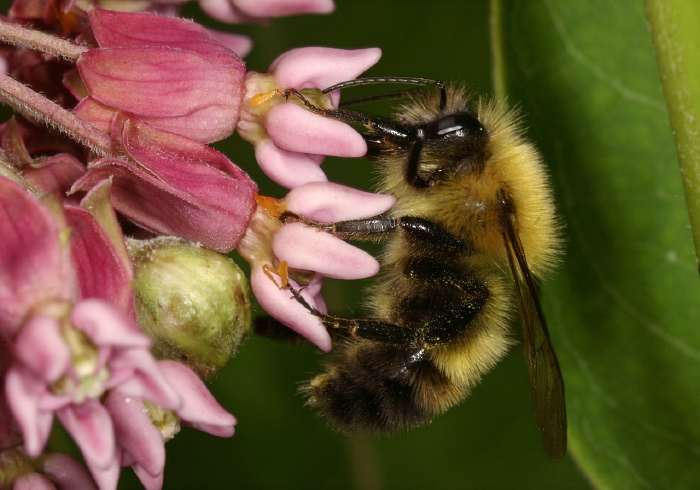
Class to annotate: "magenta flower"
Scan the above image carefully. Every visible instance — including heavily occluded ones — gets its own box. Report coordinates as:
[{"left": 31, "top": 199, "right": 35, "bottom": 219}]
[
  {"left": 69, "top": 8, "right": 247, "bottom": 144},
  {"left": 238, "top": 46, "right": 381, "bottom": 188},
  {"left": 71, "top": 115, "right": 257, "bottom": 253}
]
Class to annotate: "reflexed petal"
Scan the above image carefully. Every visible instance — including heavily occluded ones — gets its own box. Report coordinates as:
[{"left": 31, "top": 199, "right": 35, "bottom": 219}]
[
  {"left": 272, "top": 222, "right": 379, "bottom": 279},
  {"left": 250, "top": 264, "right": 331, "bottom": 352},
  {"left": 284, "top": 181, "right": 396, "bottom": 221},
  {"left": 254, "top": 139, "right": 327, "bottom": 188},
  {"left": 72, "top": 157, "right": 255, "bottom": 253},
  {"left": 77, "top": 48, "right": 244, "bottom": 143},
  {"left": 266, "top": 103, "right": 366, "bottom": 157},
  {"left": 89, "top": 8, "right": 243, "bottom": 67},
  {"left": 156, "top": 360, "right": 236, "bottom": 437},
  {"left": 0, "top": 178, "right": 76, "bottom": 335}
]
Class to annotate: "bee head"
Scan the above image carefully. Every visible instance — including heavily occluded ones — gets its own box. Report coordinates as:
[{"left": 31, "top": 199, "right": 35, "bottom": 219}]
[{"left": 408, "top": 111, "right": 490, "bottom": 188}]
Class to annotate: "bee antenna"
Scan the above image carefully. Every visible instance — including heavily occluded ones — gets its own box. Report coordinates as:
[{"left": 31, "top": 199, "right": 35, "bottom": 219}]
[{"left": 323, "top": 77, "right": 447, "bottom": 109}]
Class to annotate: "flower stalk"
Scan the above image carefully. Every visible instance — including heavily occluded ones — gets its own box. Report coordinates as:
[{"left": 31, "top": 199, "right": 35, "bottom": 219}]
[
  {"left": 0, "top": 18, "right": 88, "bottom": 61},
  {"left": 0, "top": 73, "right": 113, "bottom": 156}
]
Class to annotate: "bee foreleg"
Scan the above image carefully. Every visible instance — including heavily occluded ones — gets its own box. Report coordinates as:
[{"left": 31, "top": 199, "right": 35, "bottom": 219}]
[{"left": 280, "top": 213, "right": 463, "bottom": 250}]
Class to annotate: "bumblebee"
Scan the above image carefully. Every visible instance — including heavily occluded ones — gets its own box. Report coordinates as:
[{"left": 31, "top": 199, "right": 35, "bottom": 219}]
[{"left": 269, "top": 78, "right": 566, "bottom": 459}]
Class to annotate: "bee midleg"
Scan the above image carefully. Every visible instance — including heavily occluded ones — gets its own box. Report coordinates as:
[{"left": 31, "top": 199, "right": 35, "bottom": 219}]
[{"left": 284, "top": 284, "right": 421, "bottom": 344}]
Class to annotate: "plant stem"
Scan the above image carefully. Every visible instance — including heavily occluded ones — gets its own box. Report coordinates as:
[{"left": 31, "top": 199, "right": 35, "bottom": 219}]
[
  {"left": 645, "top": 0, "right": 700, "bottom": 268},
  {"left": 0, "top": 19, "right": 88, "bottom": 61},
  {"left": 489, "top": 0, "right": 507, "bottom": 99},
  {"left": 0, "top": 73, "right": 112, "bottom": 156}
]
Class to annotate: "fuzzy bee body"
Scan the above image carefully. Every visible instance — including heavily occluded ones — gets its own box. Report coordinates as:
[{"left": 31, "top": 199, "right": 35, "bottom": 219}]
[{"left": 278, "top": 81, "right": 566, "bottom": 458}]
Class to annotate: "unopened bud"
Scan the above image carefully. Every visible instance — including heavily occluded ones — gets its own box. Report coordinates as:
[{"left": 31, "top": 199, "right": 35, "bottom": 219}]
[{"left": 129, "top": 237, "right": 251, "bottom": 379}]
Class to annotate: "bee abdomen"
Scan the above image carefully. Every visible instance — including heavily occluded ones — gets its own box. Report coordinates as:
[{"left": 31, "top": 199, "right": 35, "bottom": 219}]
[{"left": 304, "top": 343, "right": 464, "bottom": 434}]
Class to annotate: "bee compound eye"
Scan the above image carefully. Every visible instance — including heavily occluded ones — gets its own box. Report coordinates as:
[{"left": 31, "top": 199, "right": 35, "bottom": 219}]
[{"left": 424, "top": 113, "right": 485, "bottom": 140}]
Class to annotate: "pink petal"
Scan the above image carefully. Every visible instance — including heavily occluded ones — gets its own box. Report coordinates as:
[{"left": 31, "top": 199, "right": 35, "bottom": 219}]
[
  {"left": 266, "top": 103, "right": 366, "bottom": 157},
  {"left": 14, "top": 315, "right": 70, "bottom": 383},
  {"left": 5, "top": 366, "right": 54, "bottom": 457},
  {"left": 232, "top": 0, "right": 334, "bottom": 17},
  {"left": 270, "top": 47, "right": 381, "bottom": 101},
  {"left": 254, "top": 139, "right": 327, "bottom": 189},
  {"left": 110, "top": 350, "right": 181, "bottom": 410},
  {"left": 70, "top": 300, "right": 149, "bottom": 348},
  {"left": 284, "top": 181, "right": 395, "bottom": 221},
  {"left": 41, "top": 453, "right": 98, "bottom": 489},
  {"left": 65, "top": 207, "right": 134, "bottom": 313},
  {"left": 105, "top": 392, "right": 165, "bottom": 478},
  {"left": 156, "top": 361, "right": 236, "bottom": 437},
  {"left": 250, "top": 264, "right": 331, "bottom": 352},
  {"left": 0, "top": 178, "right": 77, "bottom": 335},
  {"left": 57, "top": 401, "right": 116, "bottom": 471},
  {"left": 272, "top": 222, "right": 379, "bottom": 279}
]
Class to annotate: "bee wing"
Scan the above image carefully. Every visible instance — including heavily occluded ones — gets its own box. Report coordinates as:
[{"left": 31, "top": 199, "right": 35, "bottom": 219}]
[{"left": 503, "top": 215, "right": 567, "bottom": 460}]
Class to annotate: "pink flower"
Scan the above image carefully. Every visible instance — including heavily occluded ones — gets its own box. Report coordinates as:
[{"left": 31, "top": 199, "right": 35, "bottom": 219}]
[
  {"left": 69, "top": 8, "right": 247, "bottom": 144},
  {"left": 71, "top": 115, "right": 257, "bottom": 253},
  {"left": 238, "top": 183, "right": 395, "bottom": 351},
  {"left": 0, "top": 177, "right": 236, "bottom": 489},
  {"left": 199, "top": 0, "right": 334, "bottom": 23},
  {"left": 238, "top": 47, "right": 381, "bottom": 188}
]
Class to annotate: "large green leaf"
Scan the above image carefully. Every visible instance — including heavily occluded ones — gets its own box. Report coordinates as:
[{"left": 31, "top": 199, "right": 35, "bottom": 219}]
[{"left": 498, "top": 0, "right": 700, "bottom": 488}]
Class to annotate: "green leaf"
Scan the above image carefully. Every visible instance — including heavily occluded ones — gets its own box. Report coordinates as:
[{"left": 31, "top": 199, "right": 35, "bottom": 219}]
[{"left": 497, "top": 0, "right": 700, "bottom": 488}]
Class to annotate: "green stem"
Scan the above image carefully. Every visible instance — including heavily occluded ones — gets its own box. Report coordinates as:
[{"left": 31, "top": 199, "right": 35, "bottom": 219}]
[
  {"left": 489, "top": 0, "right": 507, "bottom": 99},
  {"left": 645, "top": 0, "right": 700, "bottom": 268}
]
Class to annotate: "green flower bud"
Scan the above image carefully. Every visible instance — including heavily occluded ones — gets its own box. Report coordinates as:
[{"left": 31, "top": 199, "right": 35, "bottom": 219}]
[{"left": 129, "top": 237, "right": 251, "bottom": 379}]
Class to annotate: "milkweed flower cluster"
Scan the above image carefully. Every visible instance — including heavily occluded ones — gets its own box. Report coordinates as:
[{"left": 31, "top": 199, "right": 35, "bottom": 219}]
[{"left": 0, "top": 0, "right": 392, "bottom": 488}]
